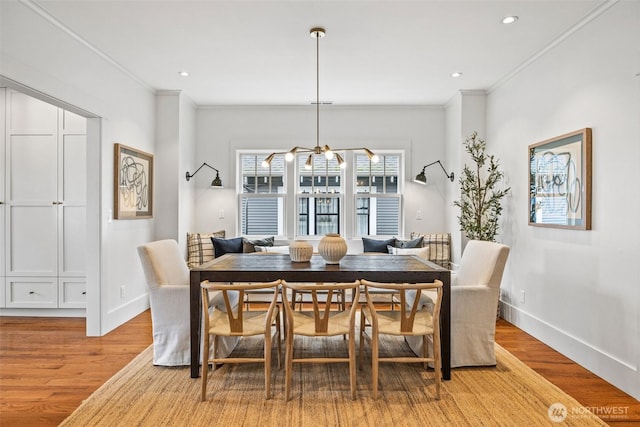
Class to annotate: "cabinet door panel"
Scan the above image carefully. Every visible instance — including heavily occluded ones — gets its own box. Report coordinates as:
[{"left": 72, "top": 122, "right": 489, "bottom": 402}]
[
  {"left": 0, "top": 89, "right": 5, "bottom": 278},
  {"left": 59, "top": 278, "right": 86, "bottom": 308},
  {"left": 61, "top": 205, "right": 86, "bottom": 276},
  {"left": 0, "top": 277, "right": 5, "bottom": 308},
  {"left": 62, "top": 110, "right": 86, "bottom": 134},
  {"left": 7, "top": 205, "right": 57, "bottom": 276},
  {"left": 61, "top": 134, "right": 87, "bottom": 204},
  {"left": 8, "top": 135, "right": 58, "bottom": 202},
  {"left": 6, "top": 277, "right": 58, "bottom": 308},
  {"left": 8, "top": 91, "right": 58, "bottom": 134}
]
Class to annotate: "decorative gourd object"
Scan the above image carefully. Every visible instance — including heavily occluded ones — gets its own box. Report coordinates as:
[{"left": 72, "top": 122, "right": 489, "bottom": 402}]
[
  {"left": 318, "top": 233, "right": 347, "bottom": 264},
  {"left": 289, "top": 240, "right": 313, "bottom": 262}
]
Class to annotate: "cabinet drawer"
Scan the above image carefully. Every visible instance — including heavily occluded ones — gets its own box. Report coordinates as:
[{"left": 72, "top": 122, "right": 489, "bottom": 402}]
[
  {"left": 59, "top": 278, "right": 86, "bottom": 308},
  {"left": 6, "top": 278, "right": 58, "bottom": 308}
]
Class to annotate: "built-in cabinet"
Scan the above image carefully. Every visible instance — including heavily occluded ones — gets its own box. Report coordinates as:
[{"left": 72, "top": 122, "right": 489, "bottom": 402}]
[{"left": 1, "top": 89, "right": 87, "bottom": 314}]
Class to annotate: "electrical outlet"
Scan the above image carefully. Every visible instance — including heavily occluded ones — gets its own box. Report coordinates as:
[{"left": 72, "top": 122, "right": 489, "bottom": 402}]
[
  {"left": 218, "top": 209, "right": 225, "bottom": 219},
  {"left": 520, "top": 290, "right": 526, "bottom": 304},
  {"left": 120, "top": 285, "right": 125, "bottom": 299},
  {"left": 416, "top": 210, "right": 422, "bottom": 220}
]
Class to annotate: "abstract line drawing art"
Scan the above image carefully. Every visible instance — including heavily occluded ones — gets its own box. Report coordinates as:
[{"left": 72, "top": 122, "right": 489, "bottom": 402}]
[
  {"left": 529, "top": 129, "right": 591, "bottom": 230},
  {"left": 114, "top": 143, "right": 153, "bottom": 219}
]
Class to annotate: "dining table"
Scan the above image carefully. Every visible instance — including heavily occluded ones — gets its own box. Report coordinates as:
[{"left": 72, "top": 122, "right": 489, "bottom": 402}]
[{"left": 189, "top": 253, "right": 451, "bottom": 380}]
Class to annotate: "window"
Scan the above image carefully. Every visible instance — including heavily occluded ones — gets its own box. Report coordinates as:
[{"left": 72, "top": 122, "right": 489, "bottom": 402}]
[
  {"left": 237, "top": 150, "right": 403, "bottom": 239},
  {"left": 238, "top": 154, "right": 285, "bottom": 236},
  {"left": 354, "top": 154, "right": 401, "bottom": 236},
  {"left": 296, "top": 154, "right": 344, "bottom": 236}
]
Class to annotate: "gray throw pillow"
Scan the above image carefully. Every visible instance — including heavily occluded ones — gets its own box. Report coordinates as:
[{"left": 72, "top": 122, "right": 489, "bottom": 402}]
[
  {"left": 395, "top": 236, "right": 424, "bottom": 248},
  {"left": 242, "top": 236, "right": 275, "bottom": 253},
  {"left": 362, "top": 237, "right": 397, "bottom": 253},
  {"left": 212, "top": 237, "right": 244, "bottom": 258}
]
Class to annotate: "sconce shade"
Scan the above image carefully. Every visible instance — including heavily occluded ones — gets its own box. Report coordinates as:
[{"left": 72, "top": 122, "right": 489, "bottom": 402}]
[
  {"left": 414, "top": 170, "right": 428, "bottom": 185},
  {"left": 210, "top": 172, "right": 223, "bottom": 188}
]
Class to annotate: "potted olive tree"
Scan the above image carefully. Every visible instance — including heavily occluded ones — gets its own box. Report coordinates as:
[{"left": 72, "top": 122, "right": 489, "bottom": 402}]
[{"left": 454, "top": 132, "right": 510, "bottom": 242}]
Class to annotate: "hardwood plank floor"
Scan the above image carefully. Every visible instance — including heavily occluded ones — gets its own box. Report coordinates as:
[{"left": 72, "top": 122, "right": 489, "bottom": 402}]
[
  {"left": 0, "top": 312, "right": 638, "bottom": 426},
  {"left": 0, "top": 312, "right": 152, "bottom": 426}
]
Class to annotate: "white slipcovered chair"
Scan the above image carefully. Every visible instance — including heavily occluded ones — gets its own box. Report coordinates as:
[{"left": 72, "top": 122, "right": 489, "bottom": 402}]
[
  {"left": 406, "top": 240, "right": 510, "bottom": 367},
  {"left": 137, "top": 239, "right": 239, "bottom": 366}
]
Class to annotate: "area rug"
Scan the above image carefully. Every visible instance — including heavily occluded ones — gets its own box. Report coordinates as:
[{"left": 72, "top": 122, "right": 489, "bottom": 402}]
[{"left": 60, "top": 335, "right": 605, "bottom": 426}]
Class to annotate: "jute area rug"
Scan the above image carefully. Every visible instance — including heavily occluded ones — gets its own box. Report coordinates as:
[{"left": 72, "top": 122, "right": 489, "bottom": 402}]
[{"left": 60, "top": 335, "right": 605, "bottom": 426}]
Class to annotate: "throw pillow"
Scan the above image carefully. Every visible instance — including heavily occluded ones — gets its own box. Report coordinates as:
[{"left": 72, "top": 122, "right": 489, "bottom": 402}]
[
  {"left": 255, "top": 245, "right": 290, "bottom": 254},
  {"left": 387, "top": 246, "right": 430, "bottom": 260},
  {"left": 242, "top": 236, "right": 275, "bottom": 253},
  {"left": 212, "top": 237, "right": 244, "bottom": 258},
  {"left": 362, "top": 237, "right": 396, "bottom": 253},
  {"left": 186, "top": 230, "right": 225, "bottom": 268},
  {"left": 394, "top": 236, "right": 424, "bottom": 248},
  {"left": 410, "top": 232, "right": 451, "bottom": 268}
]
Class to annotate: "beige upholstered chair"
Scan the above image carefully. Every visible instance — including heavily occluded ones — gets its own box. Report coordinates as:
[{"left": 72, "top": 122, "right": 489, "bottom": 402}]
[
  {"left": 200, "top": 280, "right": 282, "bottom": 401},
  {"left": 360, "top": 279, "right": 443, "bottom": 400},
  {"left": 137, "top": 239, "right": 239, "bottom": 366},
  {"left": 281, "top": 280, "right": 361, "bottom": 401},
  {"left": 406, "top": 240, "right": 510, "bottom": 367}
]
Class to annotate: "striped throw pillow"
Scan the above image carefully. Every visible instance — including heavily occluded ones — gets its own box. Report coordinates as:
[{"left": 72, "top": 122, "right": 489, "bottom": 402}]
[{"left": 186, "top": 231, "right": 225, "bottom": 268}]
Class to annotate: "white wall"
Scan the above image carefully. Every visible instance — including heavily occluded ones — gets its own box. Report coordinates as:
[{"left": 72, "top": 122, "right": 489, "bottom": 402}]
[
  {"left": 1, "top": 1, "right": 155, "bottom": 334},
  {"left": 487, "top": 1, "right": 640, "bottom": 398},
  {"left": 444, "top": 91, "right": 488, "bottom": 265},
  {"left": 179, "top": 93, "right": 198, "bottom": 255},
  {"left": 194, "top": 105, "right": 448, "bottom": 250},
  {"left": 155, "top": 90, "right": 198, "bottom": 254}
]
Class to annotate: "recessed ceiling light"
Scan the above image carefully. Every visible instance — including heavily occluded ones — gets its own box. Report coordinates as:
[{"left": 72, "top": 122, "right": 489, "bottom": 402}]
[
  {"left": 451, "top": 72, "right": 463, "bottom": 78},
  {"left": 179, "top": 71, "right": 190, "bottom": 77},
  {"left": 502, "top": 16, "right": 519, "bottom": 24}
]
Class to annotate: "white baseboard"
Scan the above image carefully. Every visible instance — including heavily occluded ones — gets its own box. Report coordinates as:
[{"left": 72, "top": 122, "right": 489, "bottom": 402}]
[
  {"left": 102, "top": 293, "right": 150, "bottom": 335},
  {"left": 500, "top": 300, "right": 639, "bottom": 400}
]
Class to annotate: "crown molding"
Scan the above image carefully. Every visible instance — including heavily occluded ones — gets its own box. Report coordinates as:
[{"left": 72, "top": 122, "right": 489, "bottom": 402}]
[
  {"left": 489, "top": 0, "right": 620, "bottom": 93},
  {"left": 18, "top": 0, "right": 153, "bottom": 93}
]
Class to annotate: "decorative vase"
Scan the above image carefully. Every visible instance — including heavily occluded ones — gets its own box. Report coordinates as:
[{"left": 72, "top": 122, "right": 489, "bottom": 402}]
[
  {"left": 289, "top": 240, "right": 313, "bottom": 262},
  {"left": 318, "top": 233, "right": 347, "bottom": 264}
]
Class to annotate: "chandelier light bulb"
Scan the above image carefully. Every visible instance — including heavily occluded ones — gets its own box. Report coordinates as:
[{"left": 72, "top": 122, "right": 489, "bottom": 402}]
[
  {"left": 262, "top": 153, "right": 275, "bottom": 168},
  {"left": 323, "top": 145, "right": 334, "bottom": 160},
  {"left": 285, "top": 147, "right": 297, "bottom": 162}
]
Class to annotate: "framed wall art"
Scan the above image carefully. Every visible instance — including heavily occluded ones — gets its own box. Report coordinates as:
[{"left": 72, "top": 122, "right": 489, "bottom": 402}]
[
  {"left": 114, "top": 143, "right": 153, "bottom": 219},
  {"left": 528, "top": 128, "right": 592, "bottom": 230}
]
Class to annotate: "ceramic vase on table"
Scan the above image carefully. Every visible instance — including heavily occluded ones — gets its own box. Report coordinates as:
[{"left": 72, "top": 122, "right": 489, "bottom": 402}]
[
  {"left": 289, "top": 240, "right": 313, "bottom": 262},
  {"left": 318, "top": 233, "right": 347, "bottom": 264}
]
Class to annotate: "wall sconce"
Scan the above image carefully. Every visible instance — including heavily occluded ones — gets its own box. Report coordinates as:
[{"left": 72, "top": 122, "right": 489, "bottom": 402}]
[
  {"left": 185, "top": 162, "right": 223, "bottom": 188},
  {"left": 414, "top": 160, "right": 454, "bottom": 185}
]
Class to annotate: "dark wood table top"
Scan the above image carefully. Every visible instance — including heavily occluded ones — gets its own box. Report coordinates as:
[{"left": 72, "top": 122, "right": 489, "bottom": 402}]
[{"left": 192, "top": 253, "right": 448, "bottom": 282}]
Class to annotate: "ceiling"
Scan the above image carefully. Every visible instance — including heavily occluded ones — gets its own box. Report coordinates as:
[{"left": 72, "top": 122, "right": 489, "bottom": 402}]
[{"left": 30, "top": 0, "right": 603, "bottom": 106}]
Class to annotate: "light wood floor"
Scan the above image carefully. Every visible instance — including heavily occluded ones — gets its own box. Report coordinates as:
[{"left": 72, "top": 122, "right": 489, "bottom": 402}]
[{"left": 1, "top": 311, "right": 638, "bottom": 426}]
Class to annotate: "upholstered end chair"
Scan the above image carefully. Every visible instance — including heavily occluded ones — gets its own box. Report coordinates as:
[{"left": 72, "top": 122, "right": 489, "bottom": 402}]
[
  {"left": 406, "top": 240, "right": 510, "bottom": 367},
  {"left": 138, "top": 239, "right": 239, "bottom": 366}
]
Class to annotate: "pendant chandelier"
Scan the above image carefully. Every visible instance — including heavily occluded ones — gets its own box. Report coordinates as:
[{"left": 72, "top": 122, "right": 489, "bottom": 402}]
[{"left": 262, "top": 27, "right": 379, "bottom": 170}]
